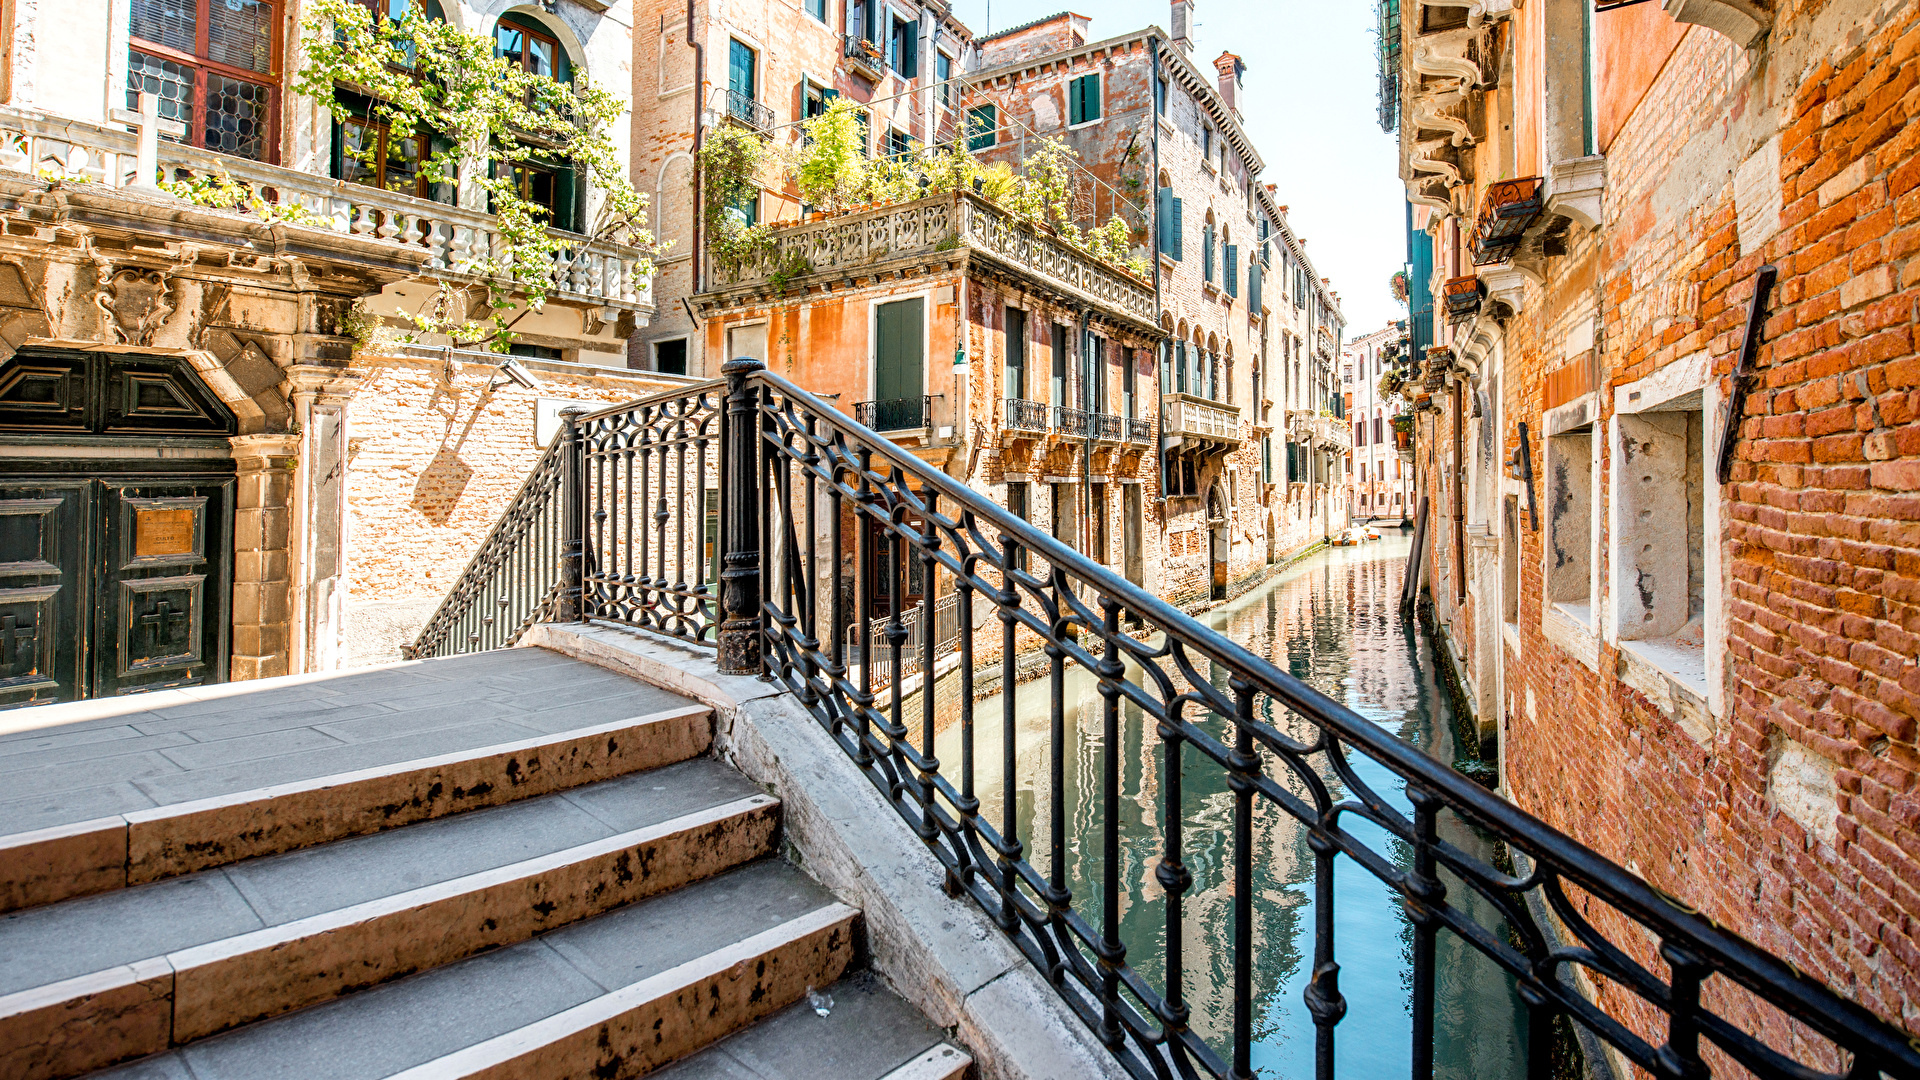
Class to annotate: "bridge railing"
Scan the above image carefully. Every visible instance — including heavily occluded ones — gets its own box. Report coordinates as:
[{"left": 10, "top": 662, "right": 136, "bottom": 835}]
[{"left": 412, "top": 358, "right": 1920, "bottom": 1080}]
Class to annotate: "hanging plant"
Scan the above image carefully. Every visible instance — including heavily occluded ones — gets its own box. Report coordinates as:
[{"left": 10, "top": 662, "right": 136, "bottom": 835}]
[
  {"left": 1390, "top": 269, "right": 1409, "bottom": 303},
  {"left": 698, "top": 122, "right": 777, "bottom": 274},
  {"left": 289, "top": 0, "right": 655, "bottom": 351}
]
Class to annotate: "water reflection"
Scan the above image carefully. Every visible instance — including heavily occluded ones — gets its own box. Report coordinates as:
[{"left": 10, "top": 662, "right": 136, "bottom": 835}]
[{"left": 934, "top": 534, "right": 1528, "bottom": 1079}]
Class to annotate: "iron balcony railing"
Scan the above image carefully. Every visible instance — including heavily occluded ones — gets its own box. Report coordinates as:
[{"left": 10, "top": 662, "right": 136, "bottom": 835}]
[
  {"left": 1053, "top": 405, "right": 1089, "bottom": 436},
  {"left": 1089, "top": 412, "right": 1124, "bottom": 443},
  {"left": 411, "top": 358, "right": 1920, "bottom": 1080},
  {"left": 1004, "top": 397, "right": 1049, "bottom": 433},
  {"left": 855, "top": 396, "right": 931, "bottom": 432},
  {"left": 724, "top": 88, "right": 775, "bottom": 134},
  {"left": 1126, "top": 417, "right": 1152, "bottom": 443}
]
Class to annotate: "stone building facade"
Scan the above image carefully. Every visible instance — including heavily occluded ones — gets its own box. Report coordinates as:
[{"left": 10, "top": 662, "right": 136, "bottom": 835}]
[
  {"left": 1343, "top": 323, "right": 1414, "bottom": 521},
  {"left": 1393, "top": 0, "right": 1920, "bottom": 1054},
  {"left": 0, "top": 0, "right": 663, "bottom": 702}
]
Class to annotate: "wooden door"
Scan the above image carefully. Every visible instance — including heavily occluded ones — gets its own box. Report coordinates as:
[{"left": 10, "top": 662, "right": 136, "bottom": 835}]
[
  {"left": 94, "top": 478, "right": 233, "bottom": 697},
  {"left": 0, "top": 482, "right": 87, "bottom": 707}
]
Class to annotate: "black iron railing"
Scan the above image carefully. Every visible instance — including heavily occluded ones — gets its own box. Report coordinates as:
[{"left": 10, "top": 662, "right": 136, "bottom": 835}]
[
  {"left": 417, "top": 359, "right": 1920, "bottom": 1080},
  {"left": 1127, "top": 417, "right": 1152, "bottom": 443},
  {"left": 724, "top": 88, "right": 775, "bottom": 134},
  {"left": 1053, "top": 405, "right": 1089, "bottom": 436},
  {"left": 1090, "top": 412, "right": 1124, "bottom": 442},
  {"left": 855, "top": 395, "right": 931, "bottom": 432},
  {"left": 1005, "top": 396, "right": 1048, "bottom": 432}
]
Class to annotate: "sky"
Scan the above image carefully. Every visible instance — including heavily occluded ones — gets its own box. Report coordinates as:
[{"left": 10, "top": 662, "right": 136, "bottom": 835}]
[{"left": 944, "top": 0, "right": 1409, "bottom": 335}]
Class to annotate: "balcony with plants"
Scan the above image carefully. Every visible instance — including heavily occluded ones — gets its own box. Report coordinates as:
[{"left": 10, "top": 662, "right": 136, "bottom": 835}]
[
  {"left": 6, "top": 0, "right": 655, "bottom": 352},
  {"left": 692, "top": 100, "right": 1153, "bottom": 329}
]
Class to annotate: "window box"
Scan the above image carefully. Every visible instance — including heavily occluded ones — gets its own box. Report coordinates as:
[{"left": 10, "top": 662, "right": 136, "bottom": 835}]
[{"left": 1470, "top": 176, "right": 1543, "bottom": 265}]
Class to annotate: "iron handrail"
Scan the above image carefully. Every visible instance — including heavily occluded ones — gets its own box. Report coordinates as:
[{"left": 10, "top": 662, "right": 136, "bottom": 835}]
[{"left": 734, "top": 361, "right": 1920, "bottom": 1080}]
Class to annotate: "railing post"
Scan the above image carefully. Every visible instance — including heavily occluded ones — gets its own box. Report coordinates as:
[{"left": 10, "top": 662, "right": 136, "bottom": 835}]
[
  {"left": 718, "top": 357, "right": 765, "bottom": 675},
  {"left": 558, "top": 406, "right": 588, "bottom": 623}
]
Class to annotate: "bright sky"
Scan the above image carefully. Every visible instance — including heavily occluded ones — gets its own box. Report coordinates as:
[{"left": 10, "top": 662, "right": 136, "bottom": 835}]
[{"left": 945, "top": 0, "right": 1408, "bottom": 336}]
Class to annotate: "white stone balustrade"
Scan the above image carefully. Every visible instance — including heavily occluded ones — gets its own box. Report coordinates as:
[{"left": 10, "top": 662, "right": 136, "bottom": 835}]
[
  {"left": 1163, "top": 392, "right": 1241, "bottom": 448},
  {"left": 0, "top": 105, "right": 651, "bottom": 311},
  {"left": 716, "top": 191, "right": 1155, "bottom": 326}
]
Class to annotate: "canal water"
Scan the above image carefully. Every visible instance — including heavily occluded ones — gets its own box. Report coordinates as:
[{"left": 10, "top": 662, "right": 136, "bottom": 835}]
[{"left": 932, "top": 533, "right": 1529, "bottom": 1079}]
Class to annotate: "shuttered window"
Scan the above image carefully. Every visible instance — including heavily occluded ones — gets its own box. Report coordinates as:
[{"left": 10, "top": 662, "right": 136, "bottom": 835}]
[
  {"left": 1249, "top": 260, "right": 1263, "bottom": 311},
  {"left": 874, "top": 298, "right": 925, "bottom": 401},
  {"left": 1203, "top": 225, "right": 1215, "bottom": 283},
  {"left": 1226, "top": 244, "right": 1239, "bottom": 297},
  {"left": 1069, "top": 73, "right": 1100, "bottom": 125},
  {"left": 967, "top": 105, "right": 997, "bottom": 150}
]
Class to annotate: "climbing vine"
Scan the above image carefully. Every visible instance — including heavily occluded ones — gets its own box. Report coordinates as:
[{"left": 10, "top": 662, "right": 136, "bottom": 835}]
[{"left": 238, "top": 0, "right": 655, "bottom": 350}]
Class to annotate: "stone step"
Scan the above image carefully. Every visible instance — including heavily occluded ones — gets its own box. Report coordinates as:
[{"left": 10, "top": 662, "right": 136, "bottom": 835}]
[
  {"left": 650, "top": 970, "right": 971, "bottom": 1080},
  {"left": 0, "top": 758, "right": 777, "bottom": 1080},
  {"left": 85, "top": 861, "right": 857, "bottom": 1080},
  {"left": 0, "top": 649, "right": 709, "bottom": 913}
]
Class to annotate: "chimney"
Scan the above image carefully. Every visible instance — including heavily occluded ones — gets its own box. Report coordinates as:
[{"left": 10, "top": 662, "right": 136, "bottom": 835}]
[
  {"left": 1171, "top": 0, "right": 1195, "bottom": 50},
  {"left": 1214, "top": 51, "right": 1244, "bottom": 114}
]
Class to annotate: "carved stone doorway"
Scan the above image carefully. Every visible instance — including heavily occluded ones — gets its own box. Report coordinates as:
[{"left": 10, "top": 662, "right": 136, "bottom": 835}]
[{"left": 0, "top": 349, "right": 237, "bottom": 707}]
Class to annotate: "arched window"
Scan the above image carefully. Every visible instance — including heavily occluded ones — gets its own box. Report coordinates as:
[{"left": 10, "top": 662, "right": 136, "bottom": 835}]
[
  {"left": 493, "top": 12, "right": 582, "bottom": 231},
  {"left": 128, "top": 0, "right": 280, "bottom": 162}
]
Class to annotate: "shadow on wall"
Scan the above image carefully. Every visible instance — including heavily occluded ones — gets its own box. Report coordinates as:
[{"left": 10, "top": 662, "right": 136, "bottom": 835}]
[{"left": 412, "top": 447, "right": 474, "bottom": 524}]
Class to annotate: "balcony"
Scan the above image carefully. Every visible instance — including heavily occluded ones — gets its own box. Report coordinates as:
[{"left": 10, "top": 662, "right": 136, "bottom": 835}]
[
  {"left": 1089, "top": 413, "right": 1124, "bottom": 443},
  {"left": 704, "top": 191, "right": 1156, "bottom": 329},
  {"left": 1053, "top": 406, "right": 1089, "bottom": 437},
  {"left": 1444, "top": 275, "right": 1481, "bottom": 321},
  {"left": 723, "top": 90, "right": 775, "bottom": 135},
  {"left": 844, "top": 35, "right": 888, "bottom": 81},
  {"left": 1471, "top": 176, "right": 1544, "bottom": 266},
  {"left": 1162, "top": 392, "right": 1240, "bottom": 453},
  {"left": 0, "top": 105, "right": 651, "bottom": 312},
  {"left": 1126, "top": 417, "right": 1152, "bottom": 443},
  {"left": 855, "top": 395, "right": 931, "bottom": 432},
  {"left": 1004, "top": 397, "right": 1048, "bottom": 433},
  {"left": 1297, "top": 411, "right": 1353, "bottom": 453}
]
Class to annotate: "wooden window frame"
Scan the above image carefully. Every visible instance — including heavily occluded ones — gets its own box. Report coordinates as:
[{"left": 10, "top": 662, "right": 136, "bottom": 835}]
[{"left": 128, "top": 0, "right": 282, "bottom": 163}]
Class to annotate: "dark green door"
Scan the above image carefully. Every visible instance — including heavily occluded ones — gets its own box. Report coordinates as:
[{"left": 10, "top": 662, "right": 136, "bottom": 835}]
[
  {"left": 874, "top": 297, "right": 924, "bottom": 417},
  {"left": 95, "top": 478, "right": 233, "bottom": 697},
  {"left": 0, "top": 483, "right": 86, "bottom": 707}
]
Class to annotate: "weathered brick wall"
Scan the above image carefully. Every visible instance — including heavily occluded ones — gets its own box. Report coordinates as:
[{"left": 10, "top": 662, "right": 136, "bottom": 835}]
[
  {"left": 1412, "top": 0, "right": 1920, "bottom": 1053},
  {"left": 342, "top": 353, "right": 686, "bottom": 664}
]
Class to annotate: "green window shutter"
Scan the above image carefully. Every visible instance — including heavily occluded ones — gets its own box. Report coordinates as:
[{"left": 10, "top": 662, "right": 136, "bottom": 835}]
[
  {"left": 1156, "top": 187, "right": 1172, "bottom": 255},
  {"left": 1250, "top": 261, "right": 1262, "bottom": 311},
  {"left": 1203, "top": 225, "right": 1214, "bottom": 282},
  {"left": 968, "top": 105, "right": 996, "bottom": 150},
  {"left": 902, "top": 22, "right": 918, "bottom": 77},
  {"left": 874, "top": 298, "right": 925, "bottom": 401},
  {"left": 1170, "top": 198, "right": 1183, "bottom": 260},
  {"left": 1226, "top": 245, "right": 1239, "bottom": 296},
  {"left": 729, "top": 39, "right": 754, "bottom": 98}
]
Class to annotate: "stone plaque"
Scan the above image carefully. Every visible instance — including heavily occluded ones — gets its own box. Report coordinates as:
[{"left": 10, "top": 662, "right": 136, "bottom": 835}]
[{"left": 135, "top": 508, "right": 195, "bottom": 558}]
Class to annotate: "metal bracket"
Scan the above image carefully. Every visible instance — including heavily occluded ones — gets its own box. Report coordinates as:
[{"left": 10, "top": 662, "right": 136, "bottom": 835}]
[
  {"left": 1716, "top": 263, "right": 1777, "bottom": 485},
  {"left": 1512, "top": 421, "right": 1538, "bottom": 531}
]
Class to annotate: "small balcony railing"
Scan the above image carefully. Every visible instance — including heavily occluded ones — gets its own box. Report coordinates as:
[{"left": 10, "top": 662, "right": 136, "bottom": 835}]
[
  {"left": 844, "top": 34, "right": 887, "bottom": 79},
  {"left": 1444, "top": 275, "right": 1482, "bottom": 320},
  {"left": 1090, "top": 412, "right": 1124, "bottom": 443},
  {"left": 724, "top": 89, "right": 775, "bottom": 135},
  {"left": 1053, "top": 406, "right": 1089, "bottom": 437},
  {"left": 1004, "top": 397, "right": 1048, "bottom": 433},
  {"left": 1471, "top": 175, "right": 1544, "bottom": 265},
  {"left": 1126, "top": 417, "right": 1151, "bottom": 443},
  {"left": 855, "top": 395, "right": 931, "bottom": 432}
]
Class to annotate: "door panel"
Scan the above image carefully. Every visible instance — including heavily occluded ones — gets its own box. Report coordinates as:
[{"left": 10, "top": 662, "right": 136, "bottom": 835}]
[
  {"left": 0, "top": 484, "right": 86, "bottom": 706},
  {"left": 95, "top": 480, "right": 232, "bottom": 697}
]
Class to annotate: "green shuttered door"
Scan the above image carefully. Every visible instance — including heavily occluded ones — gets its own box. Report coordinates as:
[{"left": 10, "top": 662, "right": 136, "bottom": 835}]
[{"left": 875, "top": 298, "right": 924, "bottom": 401}]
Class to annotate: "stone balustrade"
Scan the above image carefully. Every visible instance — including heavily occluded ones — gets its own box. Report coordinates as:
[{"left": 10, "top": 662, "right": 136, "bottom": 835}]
[
  {"left": 0, "top": 105, "right": 651, "bottom": 311},
  {"left": 716, "top": 191, "right": 1156, "bottom": 327},
  {"left": 1163, "top": 392, "right": 1240, "bottom": 448}
]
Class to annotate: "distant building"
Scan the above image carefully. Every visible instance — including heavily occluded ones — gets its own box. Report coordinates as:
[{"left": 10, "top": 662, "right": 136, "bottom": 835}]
[{"left": 1342, "top": 325, "right": 1412, "bottom": 521}]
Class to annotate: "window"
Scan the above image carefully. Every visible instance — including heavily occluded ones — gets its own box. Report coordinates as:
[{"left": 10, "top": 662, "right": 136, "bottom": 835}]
[
  {"left": 335, "top": 108, "right": 435, "bottom": 199},
  {"left": 1202, "top": 126, "right": 1213, "bottom": 165},
  {"left": 806, "top": 0, "right": 827, "bottom": 22},
  {"left": 856, "top": 107, "right": 871, "bottom": 156},
  {"left": 886, "top": 128, "right": 912, "bottom": 159},
  {"left": 1249, "top": 260, "right": 1262, "bottom": 311},
  {"left": 804, "top": 82, "right": 838, "bottom": 120},
  {"left": 1051, "top": 482, "right": 1077, "bottom": 550},
  {"left": 1203, "top": 223, "right": 1215, "bottom": 283},
  {"left": 1502, "top": 496, "right": 1521, "bottom": 625},
  {"left": 1354, "top": 419, "right": 1364, "bottom": 446},
  {"left": 1050, "top": 324, "right": 1068, "bottom": 406},
  {"left": 1156, "top": 187, "right": 1183, "bottom": 260},
  {"left": 936, "top": 52, "right": 952, "bottom": 107},
  {"left": 654, "top": 338, "right": 688, "bottom": 375},
  {"left": 1225, "top": 243, "right": 1239, "bottom": 297},
  {"left": 128, "top": 0, "right": 278, "bottom": 161},
  {"left": 1122, "top": 347, "right": 1136, "bottom": 418},
  {"left": 1546, "top": 424, "right": 1595, "bottom": 625},
  {"left": 726, "top": 187, "right": 758, "bottom": 227},
  {"left": 967, "top": 105, "right": 996, "bottom": 150},
  {"left": 1263, "top": 437, "right": 1273, "bottom": 483},
  {"left": 1373, "top": 416, "right": 1383, "bottom": 443},
  {"left": 1004, "top": 307, "right": 1027, "bottom": 399},
  {"left": 1611, "top": 403, "right": 1709, "bottom": 689},
  {"left": 728, "top": 38, "right": 755, "bottom": 100},
  {"left": 1069, "top": 73, "right": 1100, "bottom": 125},
  {"left": 497, "top": 17, "right": 560, "bottom": 79},
  {"left": 1154, "top": 74, "right": 1168, "bottom": 116},
  {"left": 889, "top": 15, "right": 917, "bottom": 77},
  {"left": 508, "top": 343, "right": 563, "bottom": 360},
  {"left": 1090, "top": 484, "right": 1108, "bottom": 564},
  {"left": 494, "top": 15, "right": 577, "bottom": 225},
  {"left": 873, "top": 298, "right": 925, "bottom": 409},
  {"left": 1087, "top": 333, "right": 1107, "bottom": 413},
  {"left": 1005, "top": 483, "right": 1029, "bottom": 569},
  {"left": 1173, "top": 341, "right": 1187, "bottom": 393}
]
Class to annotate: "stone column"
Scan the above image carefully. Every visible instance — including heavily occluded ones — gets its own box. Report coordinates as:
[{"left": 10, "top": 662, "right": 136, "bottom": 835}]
[
  {"left": 287, "top": 365, "right": 360, "bottom": 675},
  {"left": 228, "top": 433, "right": 300, "bottom": 681}
]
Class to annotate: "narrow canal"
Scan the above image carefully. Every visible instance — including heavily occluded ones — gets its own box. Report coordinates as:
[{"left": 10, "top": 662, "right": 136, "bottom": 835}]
[{"left": 932, "top": 533, "right": 1530, "bottom": 1078}]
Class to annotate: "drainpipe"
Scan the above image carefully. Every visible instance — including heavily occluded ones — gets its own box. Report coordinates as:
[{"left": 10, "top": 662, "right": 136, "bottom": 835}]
[
  {"left": 687, "top": 0, "right": 704, "bottom": 316},
  {"left": 1079, "top": 307, "right": 1094, "bottom": 561},
  {"left": 1149, "top": 36, "right": 1167, "bottom": 505}
]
